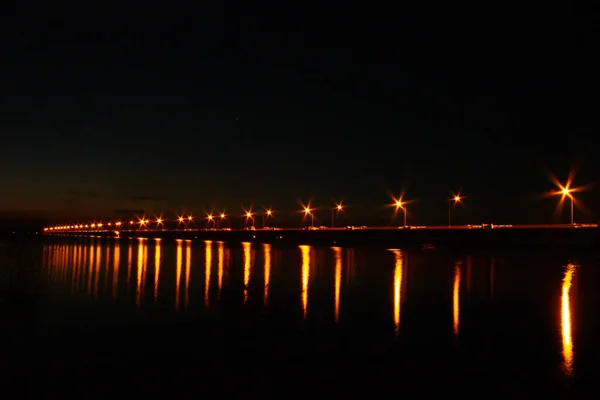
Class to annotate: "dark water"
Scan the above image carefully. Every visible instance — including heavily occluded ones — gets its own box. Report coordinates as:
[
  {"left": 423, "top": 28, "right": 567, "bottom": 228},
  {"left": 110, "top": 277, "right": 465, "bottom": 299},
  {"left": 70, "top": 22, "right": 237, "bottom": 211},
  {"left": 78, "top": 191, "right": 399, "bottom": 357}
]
[{"left": 2, "top": 237, "right": 600, "bottom": 397}]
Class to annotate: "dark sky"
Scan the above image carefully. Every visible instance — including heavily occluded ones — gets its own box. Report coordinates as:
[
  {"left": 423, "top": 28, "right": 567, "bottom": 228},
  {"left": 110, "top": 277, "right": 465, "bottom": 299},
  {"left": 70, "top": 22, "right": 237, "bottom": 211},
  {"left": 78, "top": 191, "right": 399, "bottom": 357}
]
[{"left": 0, "top": 4, "right": 596, "bottom": 228}]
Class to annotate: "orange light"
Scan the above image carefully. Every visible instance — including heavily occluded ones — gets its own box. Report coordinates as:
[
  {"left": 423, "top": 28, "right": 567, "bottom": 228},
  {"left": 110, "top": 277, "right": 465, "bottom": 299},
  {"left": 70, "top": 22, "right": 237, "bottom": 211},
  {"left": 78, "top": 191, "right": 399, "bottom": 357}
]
[
  {"left": 188, "top": 215, "right": 193, "bottom": 221},
  {"left": 562, "top": 188, "right": 571, "bottom": 196},
  {"left": 178, "top": 216, "right": 184, "bottom": 222},
  {"left": 220, "top": 213, "right": 226, "bottom": 219},
  {"left": 207, "top": 214, "right": 213, "bottom": 220},
  {"left": 267, "top": 210, "right": 272, "bottom": 215}
]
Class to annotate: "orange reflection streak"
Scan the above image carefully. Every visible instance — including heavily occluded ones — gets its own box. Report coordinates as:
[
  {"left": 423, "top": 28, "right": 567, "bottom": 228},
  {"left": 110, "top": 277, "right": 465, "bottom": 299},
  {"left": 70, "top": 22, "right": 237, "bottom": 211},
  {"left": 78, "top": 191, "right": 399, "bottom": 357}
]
[
  {"left": 104, "top": 246, "right": 110, "bottom": 291},
  {"left": 87, "top": 241, "right": 95, "bottom": 297},
  {"left": 69, "top": 245, "right": 75, "bottom": 285},
  {"left": 136, "top": 238, "right": 147, "bottom": 307},
  {"left": 389, "top": 250, "right": 404, "bottom": 334},
  {"left": 54, "top": 245, "right": 60, "bottom": 283},
  {"left": 453, "top": 263, "right": 461, "bottom": 338},
  {"left": 79, "top": 244, "right": 87, "bottom": 291},
  {"left": 242, "top": 242, "right": 252, "bottom": 303},
  {"left": 94, "top": 242, "right": 101, "bottom": 299},
  {"left": 67, "top": 245, "right": 73, "bottom": 285},
  {"left": 175, "top": 240, "right": 183, "bottom": 310},
  {"left": 299, "top": 245, "right": 311, "bottom": 318},
  {"left": 154, "top": 239, "right": 161, "bottom": 303},
  {"left": 333, "top": 247, "right": 342, "bottom": 324},
  {"left": 60, "top": 245, "right": 65, "bottom": 281},
  {"left": 77, "top": 244, "right": 83, "bottom": 289},
  {"left": 127, "top": 241, "right": 133, "bottom": 291},
  {"left": 263, "top": 243, "right": 271, "bottom": 305},
  {"left": 56, "top": 246, "right": 61, "bottom": 284},
  {"left": 185, "top": 241, "right": 191, "bottom": 309},
  {"left": 217, "top": 242, "right": 224, "bottom": 298},
  {"left": 561, "top": 263, "right": 576, "bottom": 376},
  {"left": 113, "top": 242, "right": 120, "bottom": 300},
  {"left": 71, "top": 245, "right": 79, "bottom": 293},
  {"left": 205, "top": 241, "right": 212, "bottom": 307},
  {"left": 59, "top": 246, "right": 65, "bottom": 286}
]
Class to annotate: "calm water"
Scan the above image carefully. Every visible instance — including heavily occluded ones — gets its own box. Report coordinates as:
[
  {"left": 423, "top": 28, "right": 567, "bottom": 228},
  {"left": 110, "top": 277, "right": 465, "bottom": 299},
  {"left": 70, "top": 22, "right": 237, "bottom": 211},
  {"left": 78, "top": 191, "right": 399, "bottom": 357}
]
[{"left": 3, "top": 236, "right": 600, "bottom": 396}]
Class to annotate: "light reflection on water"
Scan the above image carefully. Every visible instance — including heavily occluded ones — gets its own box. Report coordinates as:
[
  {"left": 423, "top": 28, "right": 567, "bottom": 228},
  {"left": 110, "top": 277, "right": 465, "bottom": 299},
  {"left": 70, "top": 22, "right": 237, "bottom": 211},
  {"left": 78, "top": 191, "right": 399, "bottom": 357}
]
[
  {"left": 263, "top": 243, "right": 271, "bottom": 305},
  {"left": 388, "top": 249, "right": 404, "bottom": 335},
  {"left": 561, "top": 263, "right": 576, "bottom": 377},
  {"left": 333, "top": 246, "right": 342, "bottom": 323},
  {"left": 453, "top": 261, "right": 461, "bottom": 339},
  {"left": 299, "top": 245, "right": 311, "bottom": 318},
  {"left": 41, "top": 237, "right": 588, "bottom": 385}
]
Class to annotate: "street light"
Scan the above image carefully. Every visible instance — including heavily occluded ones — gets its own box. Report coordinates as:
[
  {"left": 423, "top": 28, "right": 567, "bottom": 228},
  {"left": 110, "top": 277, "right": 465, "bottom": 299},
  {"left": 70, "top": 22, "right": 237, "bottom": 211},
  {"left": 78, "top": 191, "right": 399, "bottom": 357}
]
[
  {"left": 448, "top": 194, "right": 463, "bottom": 227},
  {"left": 263, "top": 208, "right": 273, "bottom": 228},
  {"left": 332, "top": 202, "right": 344, "bottom": 228},
  {"left": 243, "top": 208, "right": 254, "bottom": 227},
  {"left": 562, "top": 187, "right": 574, "bottom": 224},
  {"left": 177, "top": 215, "right": 185, "bottom": 230},
  {"left": 218, "top": 212, "right": 226, "bottom": 229},
  {"left": 395, "top": 200, "right": 407, "bottom": 226},
  {"left": 304, "top": 207, "right": 314, "bottom": 227},
  {"left": 206, "top": 213, "right": 214, "bottom": 228}
]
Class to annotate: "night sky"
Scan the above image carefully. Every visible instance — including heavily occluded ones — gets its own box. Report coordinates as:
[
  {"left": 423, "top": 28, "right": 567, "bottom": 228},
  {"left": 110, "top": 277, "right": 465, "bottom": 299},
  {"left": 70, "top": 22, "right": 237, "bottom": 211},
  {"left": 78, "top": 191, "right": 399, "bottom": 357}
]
[{"left": 1, "top": 4, "right": 596, "bottom": 229}]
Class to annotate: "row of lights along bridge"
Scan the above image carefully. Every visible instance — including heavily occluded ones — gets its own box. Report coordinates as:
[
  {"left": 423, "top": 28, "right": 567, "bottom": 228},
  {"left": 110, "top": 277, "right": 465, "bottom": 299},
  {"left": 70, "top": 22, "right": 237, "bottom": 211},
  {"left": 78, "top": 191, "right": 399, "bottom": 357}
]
[{"left": 44, "top": 184, "right": 580, "bottom": 232}]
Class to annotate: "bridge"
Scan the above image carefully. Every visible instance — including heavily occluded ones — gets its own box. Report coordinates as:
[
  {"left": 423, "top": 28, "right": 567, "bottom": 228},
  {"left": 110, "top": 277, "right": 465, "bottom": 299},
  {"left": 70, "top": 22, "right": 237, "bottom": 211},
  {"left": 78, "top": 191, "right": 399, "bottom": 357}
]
[{"left": 44, "top": 223, "right": 600, "bottom": 251}]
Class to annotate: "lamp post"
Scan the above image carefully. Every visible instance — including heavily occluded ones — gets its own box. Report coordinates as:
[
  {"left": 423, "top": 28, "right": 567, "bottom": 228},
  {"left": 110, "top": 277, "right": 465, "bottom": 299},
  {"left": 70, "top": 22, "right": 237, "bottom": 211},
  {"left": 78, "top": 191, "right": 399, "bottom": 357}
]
[
  {"left": 245, "top": 211, "right": 254, "bottom": 228},
  {"left": 448, "top": 195, "right": 462, "bottom": 227},
  {"left": 304, "top": 207, "right": 314, "bottom": 227},
  {"left": 562, "top": 188, "right": 574, "bottom": 224},
  {"left": 332, "top": 203, "right": 343, "bottom": 228},
  {"left": 395, "top": 201, "right": 406, "bottom": 226},
  {"left": 263, "top": 209, "right": 273, "bottom": 228}
]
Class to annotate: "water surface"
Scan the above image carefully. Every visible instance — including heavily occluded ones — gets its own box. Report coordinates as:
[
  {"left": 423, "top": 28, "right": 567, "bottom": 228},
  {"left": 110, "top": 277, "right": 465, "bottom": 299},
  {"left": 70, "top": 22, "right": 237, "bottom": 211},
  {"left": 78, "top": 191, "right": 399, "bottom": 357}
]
[{"left": 3, "top": 236, "right": 600, "bottom": 396}]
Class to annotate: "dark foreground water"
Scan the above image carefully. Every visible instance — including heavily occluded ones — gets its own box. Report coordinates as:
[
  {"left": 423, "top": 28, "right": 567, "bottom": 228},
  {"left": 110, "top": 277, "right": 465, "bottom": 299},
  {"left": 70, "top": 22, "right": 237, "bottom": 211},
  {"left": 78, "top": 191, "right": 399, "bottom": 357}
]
[{"left": 2, "top": 237, "right": 600, "bottom": 397}]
